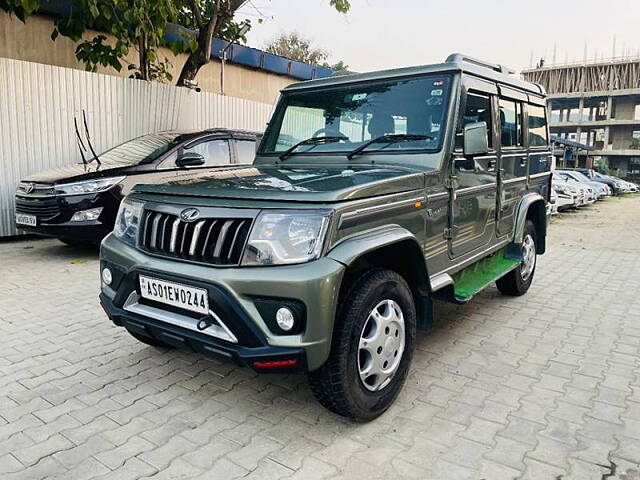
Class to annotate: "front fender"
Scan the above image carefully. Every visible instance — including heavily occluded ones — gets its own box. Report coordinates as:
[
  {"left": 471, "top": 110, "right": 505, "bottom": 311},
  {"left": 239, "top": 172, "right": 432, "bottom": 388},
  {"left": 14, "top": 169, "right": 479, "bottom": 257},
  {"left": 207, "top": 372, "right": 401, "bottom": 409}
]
[
  {"left": 327, "top": 225, "right": 423, "bottom": 267},
  {"left": 513, "top": 193, "right": 547, "bottom": 253}
]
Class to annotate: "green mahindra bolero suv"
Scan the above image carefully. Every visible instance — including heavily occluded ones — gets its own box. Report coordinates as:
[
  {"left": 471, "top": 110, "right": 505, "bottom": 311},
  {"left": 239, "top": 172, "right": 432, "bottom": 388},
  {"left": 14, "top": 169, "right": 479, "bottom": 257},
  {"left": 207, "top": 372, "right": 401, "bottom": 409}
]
[{"left": 100, "top": 54, "right": 551, "bottom": 421}]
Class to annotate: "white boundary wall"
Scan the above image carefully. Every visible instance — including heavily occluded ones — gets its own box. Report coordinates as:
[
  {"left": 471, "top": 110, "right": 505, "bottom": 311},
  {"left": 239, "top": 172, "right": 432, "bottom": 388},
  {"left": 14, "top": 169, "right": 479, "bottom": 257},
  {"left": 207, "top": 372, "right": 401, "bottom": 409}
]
[{"left": 0, "top": 57, "right": 274, "bottom": 237}]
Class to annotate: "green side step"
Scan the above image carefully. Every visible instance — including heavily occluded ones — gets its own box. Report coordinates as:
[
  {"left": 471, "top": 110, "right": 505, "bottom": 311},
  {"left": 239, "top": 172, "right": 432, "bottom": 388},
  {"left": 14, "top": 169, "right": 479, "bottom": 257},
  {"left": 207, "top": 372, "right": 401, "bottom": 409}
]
[{"left": 452, "top": 247, "right": 521, "bottom": 301}]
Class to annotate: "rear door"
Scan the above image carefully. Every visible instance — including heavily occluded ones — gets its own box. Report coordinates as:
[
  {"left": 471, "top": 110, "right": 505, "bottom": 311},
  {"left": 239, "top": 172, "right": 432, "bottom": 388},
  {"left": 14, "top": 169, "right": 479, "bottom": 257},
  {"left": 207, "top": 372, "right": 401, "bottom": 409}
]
[
  {"left": 496, "top": 88, "right": 528, "bottom": 236},
  {"left": 450, "top": 76, "right": 498, "bottom": 258}
]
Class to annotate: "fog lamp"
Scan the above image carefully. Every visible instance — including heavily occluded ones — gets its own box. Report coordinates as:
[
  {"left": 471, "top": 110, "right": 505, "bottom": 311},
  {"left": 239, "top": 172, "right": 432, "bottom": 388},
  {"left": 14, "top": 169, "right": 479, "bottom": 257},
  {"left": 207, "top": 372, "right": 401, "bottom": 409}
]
[
  {"left": 102, "top": 267, "right": 113, "bottom": 286},
  {"left": 275, "top": 307, "right": 295, "bottom": 331},
  {"left": 71, "top": 207, "right": 103, "bottom": 222}
]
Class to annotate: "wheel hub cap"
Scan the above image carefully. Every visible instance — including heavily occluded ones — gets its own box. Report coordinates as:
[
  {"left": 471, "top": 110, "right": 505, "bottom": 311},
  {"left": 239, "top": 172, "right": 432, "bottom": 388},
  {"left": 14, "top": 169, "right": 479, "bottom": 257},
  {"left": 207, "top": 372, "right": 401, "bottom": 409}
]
[
  {"left": 357, "top": 299, "right": 406, "bottom": 392},
  {"left": 521, "top": 234, "right": 536, "bottom": 282}
]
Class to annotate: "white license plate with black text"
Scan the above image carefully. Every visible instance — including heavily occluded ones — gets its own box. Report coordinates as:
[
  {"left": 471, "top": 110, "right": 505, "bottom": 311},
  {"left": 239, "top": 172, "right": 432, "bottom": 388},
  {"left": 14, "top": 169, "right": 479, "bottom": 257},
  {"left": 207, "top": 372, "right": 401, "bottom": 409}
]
[
  {"left": 139, "top": 275, "right": 209, "bottom": 315},
  {"left": 15, "top": 214, "right": 37, "bottom": 226}
]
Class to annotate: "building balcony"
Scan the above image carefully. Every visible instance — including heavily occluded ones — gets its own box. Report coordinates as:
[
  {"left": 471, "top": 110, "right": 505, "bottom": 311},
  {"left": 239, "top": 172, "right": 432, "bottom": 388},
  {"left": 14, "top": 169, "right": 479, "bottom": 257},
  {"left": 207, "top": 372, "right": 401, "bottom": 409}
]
[{"left": 550, "top": 118, "right": 640, "bottom": 128}]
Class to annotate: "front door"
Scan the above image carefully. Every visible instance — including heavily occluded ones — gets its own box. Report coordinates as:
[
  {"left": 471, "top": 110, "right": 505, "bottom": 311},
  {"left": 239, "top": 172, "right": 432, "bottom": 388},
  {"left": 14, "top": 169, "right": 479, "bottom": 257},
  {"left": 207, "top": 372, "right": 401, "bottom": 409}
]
[{"left": 449, "top": 81, "right": 498, "bottom": 258}]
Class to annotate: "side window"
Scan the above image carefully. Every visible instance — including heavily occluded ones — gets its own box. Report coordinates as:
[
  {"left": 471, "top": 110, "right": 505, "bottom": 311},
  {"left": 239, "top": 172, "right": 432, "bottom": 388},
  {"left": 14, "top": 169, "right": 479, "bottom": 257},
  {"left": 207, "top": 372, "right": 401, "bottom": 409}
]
[
  {"left": 528, "top": 104, "right": 548, "bottom": 147},
  {"left": 235, "top": 140, "right": 257, "bottom": 164},
  {"left": 462, "top": 92, "right": 493, "bottom": 149},
  {"left": 499, "top": 99, "right": 522, "bottom": 147},
  {"left": 185, "top": 139, "right": 231, "bottom": 166}
]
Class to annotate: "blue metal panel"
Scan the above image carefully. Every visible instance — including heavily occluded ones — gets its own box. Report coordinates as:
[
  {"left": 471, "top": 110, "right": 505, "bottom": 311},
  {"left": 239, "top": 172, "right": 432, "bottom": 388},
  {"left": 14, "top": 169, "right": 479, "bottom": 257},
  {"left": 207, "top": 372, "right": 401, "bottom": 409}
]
[
  {"left": 231, "top": 45, "right": 263, "bottom": 69},
  {"left": 263, "top": 54, "right": 290, "bottom": 75},
  {"left": 211, "top": 39, "right": 230, "bottom": 59},
  {"left": 314, "top": 66, "right": 334, "bottom": 79},
  {"left": 289, "top": 61, "right": 313, "bottom": 80}
]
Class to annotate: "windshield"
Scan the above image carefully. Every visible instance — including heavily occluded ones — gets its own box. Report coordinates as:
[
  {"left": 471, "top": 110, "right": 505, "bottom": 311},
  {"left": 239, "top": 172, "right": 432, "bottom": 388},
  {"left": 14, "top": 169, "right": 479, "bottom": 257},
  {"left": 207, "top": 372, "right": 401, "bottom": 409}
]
[
  {"left": 260, "top": 75, "right": 452, "bottom": 160},
  {"left": 82, "top": 132, "right": 184, "bottom": 167}
]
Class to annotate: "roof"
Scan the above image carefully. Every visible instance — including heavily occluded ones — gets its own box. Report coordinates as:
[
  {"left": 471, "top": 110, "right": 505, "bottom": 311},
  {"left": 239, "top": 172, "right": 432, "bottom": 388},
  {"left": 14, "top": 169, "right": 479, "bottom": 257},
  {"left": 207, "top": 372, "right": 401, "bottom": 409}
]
[{"left": 283, "top": 53, "right": 545, "bottom": 95}]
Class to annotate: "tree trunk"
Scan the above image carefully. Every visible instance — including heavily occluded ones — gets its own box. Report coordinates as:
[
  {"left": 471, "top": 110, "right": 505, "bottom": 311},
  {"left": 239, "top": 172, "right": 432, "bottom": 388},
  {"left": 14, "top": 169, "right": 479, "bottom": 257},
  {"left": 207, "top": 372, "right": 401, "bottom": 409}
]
[
  {"left": 176, "top": 1, "right": 245, "bottom": 88},
  {"left": 177, "top": 18, "right": 217, "bottom": 87},
  {"left": 139, "top": 32, "right": 149, "bottom": 81}
]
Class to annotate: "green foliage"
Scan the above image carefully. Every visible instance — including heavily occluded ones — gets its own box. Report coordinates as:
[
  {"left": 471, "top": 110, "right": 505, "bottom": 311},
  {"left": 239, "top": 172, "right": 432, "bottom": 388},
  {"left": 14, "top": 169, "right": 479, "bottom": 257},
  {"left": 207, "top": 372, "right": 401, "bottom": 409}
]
[
  {"left": 265, "top": 32, "right": 349, "bottom": 71},
  {"left": 3, "top": 0, "right": 177, "bottom": 81},
  {"left": 594, "top": 157, "right": 610, "bottom": 175},
  {"left": 265, "top": 32, "right": 328, "bottom": 65}
]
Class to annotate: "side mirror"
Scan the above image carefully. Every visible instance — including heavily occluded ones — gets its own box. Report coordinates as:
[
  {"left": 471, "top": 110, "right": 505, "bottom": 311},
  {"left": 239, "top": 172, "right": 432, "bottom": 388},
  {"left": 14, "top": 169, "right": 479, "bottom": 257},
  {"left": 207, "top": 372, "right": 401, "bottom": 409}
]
[
  {"left": 463, "top": 121, "right": 489, "bottom": 156},
  {"left": 175, "top": 152, "right": 205, "bottom": 168}
]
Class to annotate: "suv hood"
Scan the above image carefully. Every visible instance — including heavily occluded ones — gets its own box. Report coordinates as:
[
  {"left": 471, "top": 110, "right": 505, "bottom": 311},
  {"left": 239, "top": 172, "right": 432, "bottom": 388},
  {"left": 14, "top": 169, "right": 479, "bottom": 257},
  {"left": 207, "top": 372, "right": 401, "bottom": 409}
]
[{"left": 134, "top": 165, "right": 426, "bottom": 202}]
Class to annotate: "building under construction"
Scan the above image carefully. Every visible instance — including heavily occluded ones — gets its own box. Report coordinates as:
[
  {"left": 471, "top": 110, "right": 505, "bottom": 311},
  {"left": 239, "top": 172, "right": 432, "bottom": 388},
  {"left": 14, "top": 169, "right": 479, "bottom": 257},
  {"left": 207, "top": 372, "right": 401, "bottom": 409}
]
[{"left": 522, "top": 57, "right": 640, "bottom": 180}]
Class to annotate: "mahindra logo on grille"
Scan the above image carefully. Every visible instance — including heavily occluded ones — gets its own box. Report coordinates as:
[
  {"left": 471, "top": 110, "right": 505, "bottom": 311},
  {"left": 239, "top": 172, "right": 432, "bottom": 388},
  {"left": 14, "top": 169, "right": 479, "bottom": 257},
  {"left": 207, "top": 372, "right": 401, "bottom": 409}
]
[
  {"left": 180, "top": 208, "right": 200, "bottom": 223},
  {"left": 24, "top": 183, "right": 35, "bottom": 194}
]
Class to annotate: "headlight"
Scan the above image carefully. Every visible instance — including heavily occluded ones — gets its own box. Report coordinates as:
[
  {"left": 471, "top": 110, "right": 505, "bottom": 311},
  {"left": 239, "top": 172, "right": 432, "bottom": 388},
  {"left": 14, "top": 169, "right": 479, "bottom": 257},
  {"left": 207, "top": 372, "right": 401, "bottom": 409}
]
[
  {"left": 55, "top": 176, "right": 125, "bottom": 196},
  {"left": 113, "top": 198, "right": 143, "bottom": 246},
  {"left": 242, "top": 210, "right": 330, "bottom": 266}
]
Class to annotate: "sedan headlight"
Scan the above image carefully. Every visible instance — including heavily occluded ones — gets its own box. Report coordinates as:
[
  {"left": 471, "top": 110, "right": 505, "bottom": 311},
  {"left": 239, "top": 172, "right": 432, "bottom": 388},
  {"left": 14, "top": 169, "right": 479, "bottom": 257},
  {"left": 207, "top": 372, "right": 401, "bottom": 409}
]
[
  {"left": 242, "top": 210, "right": 331, "bottom": 266},
  {"left": 113, "top": 198, "right": 143, "bottom": 246},
  {"left": 55, "top": 176, "right": 125, "bottom": 196}
]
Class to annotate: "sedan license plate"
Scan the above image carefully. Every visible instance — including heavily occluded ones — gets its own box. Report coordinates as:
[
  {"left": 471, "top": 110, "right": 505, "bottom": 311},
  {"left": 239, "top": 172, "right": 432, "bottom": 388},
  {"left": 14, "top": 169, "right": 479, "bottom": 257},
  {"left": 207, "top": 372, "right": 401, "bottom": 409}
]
[
  {"left": 139, "top": 275, "right": 209, "bottom": 315},
  {"left": 15, "top": 214, "right": 37, "bottom": 226}
]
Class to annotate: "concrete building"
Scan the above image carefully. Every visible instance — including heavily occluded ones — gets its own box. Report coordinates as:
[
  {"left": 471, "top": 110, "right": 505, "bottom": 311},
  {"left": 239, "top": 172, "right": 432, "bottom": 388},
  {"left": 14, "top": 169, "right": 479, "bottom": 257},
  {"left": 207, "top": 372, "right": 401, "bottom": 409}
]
[{"left": 522, "top": 57, "right": 640, "bottom": 180}]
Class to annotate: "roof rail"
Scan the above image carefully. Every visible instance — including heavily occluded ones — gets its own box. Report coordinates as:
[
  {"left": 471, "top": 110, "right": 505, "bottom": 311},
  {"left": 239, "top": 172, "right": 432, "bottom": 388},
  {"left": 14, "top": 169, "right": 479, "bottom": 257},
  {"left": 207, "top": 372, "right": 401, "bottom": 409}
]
[{"left": 445, "top": 53, "right": 515, "bottom": 75}]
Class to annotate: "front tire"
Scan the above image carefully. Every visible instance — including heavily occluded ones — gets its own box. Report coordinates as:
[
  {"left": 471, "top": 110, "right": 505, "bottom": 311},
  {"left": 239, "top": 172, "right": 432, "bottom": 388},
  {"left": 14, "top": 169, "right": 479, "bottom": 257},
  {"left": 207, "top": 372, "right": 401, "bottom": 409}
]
[
  {"left": 308, "top": 269, "right": 416, "bottom": 421},
  {"left": 496, "top": 220, "right": 537, "bottom": 296}
]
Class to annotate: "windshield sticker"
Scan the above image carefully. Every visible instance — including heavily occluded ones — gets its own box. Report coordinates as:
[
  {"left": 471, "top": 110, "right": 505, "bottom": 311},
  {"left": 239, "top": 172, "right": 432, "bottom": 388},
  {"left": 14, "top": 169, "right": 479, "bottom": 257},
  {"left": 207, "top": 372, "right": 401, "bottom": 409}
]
[
  {"left": 431, "top": 89, "right": 443, "bottom": 96},
  {"left": 347, "top": 93, "right": 368, "bottom": 102},
  {"left": 433, "top": 80, "right": 446, "bottom": 87}
]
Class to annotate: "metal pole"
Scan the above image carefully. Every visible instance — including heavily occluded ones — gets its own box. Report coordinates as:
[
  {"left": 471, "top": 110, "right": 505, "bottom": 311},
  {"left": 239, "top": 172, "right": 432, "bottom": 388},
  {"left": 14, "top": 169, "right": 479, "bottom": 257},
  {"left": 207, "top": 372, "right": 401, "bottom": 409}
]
[{"left": 221, "top": 51, "right": 226, "bottom": 95}]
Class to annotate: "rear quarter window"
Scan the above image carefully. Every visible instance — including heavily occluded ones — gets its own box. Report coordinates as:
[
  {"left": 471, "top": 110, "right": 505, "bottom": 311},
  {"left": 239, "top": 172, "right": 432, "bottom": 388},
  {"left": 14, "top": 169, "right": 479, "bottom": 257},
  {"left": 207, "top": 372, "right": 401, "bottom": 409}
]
[{"left": 528, "top": 105, "right": 548, "bottom": 147}]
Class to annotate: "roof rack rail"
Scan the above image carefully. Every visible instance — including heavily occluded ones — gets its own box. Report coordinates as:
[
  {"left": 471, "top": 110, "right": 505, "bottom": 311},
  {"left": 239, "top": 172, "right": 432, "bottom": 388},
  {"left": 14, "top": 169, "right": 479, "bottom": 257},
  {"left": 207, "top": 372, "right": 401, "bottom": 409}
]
[{"left": 445, "top": 53, "right": 515, "bottom": 75}]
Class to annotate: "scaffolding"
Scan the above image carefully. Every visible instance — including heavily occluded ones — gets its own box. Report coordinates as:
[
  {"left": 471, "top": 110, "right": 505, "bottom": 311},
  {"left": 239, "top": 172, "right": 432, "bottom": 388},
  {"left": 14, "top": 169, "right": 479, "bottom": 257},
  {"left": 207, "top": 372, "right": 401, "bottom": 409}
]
[{"left": 522, "top": 57, "right": 640, "bottom": 94}]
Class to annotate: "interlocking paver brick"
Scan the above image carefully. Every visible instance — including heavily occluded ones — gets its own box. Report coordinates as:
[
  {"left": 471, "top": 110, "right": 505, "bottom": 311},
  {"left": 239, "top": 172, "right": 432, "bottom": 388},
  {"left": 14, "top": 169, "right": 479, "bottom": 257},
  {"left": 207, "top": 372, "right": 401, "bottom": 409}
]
[{"left": 1, "top": 192, "right": 639, "bottom": 479}]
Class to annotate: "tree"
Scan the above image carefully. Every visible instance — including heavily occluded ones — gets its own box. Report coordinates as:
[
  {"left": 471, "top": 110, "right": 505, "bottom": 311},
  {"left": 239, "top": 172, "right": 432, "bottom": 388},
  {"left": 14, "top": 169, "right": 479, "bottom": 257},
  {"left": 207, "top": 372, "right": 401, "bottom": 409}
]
[
  {"left": 265, "top": 32, "right": 349, "bottom": 71},
  {"left": 175, "top": 0, "right": 350, "bottom": 85},
  {"left": 1, "top": 0, "right": 177, "bottom": 81}
]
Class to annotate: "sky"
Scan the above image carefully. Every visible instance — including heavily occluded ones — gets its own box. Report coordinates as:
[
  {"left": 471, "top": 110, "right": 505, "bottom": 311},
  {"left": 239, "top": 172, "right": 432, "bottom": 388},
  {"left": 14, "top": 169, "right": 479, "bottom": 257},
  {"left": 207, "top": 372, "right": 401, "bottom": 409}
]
[{"left": 236, "top": 0, "right": 640, "bottom": 74}]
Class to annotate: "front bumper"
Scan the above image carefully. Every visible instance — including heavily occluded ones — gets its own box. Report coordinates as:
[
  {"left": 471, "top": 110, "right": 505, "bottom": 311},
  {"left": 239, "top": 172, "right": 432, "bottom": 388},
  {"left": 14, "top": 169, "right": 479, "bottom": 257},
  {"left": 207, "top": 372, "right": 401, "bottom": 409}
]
[{"left": 99, "top": 234, "right": 345, "bottom": 371}]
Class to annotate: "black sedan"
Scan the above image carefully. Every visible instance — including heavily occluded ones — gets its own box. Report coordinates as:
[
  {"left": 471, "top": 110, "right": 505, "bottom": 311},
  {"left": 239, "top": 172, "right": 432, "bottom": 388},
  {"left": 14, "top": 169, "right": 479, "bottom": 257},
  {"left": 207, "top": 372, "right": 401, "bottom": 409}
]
[{"left": 15, "top": 129, "right": 259, "bottom": 245}]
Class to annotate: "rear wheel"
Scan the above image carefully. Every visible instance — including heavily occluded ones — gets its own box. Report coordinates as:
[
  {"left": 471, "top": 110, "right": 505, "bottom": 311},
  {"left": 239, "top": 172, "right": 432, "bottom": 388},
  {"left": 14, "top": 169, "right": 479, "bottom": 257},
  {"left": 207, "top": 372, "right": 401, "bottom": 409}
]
[
  {"left": 496, "top": 220, "right": 537, "bottom": 296},
  {"left": 308, "top": 269, "right": 416, "bottom": 421},
  {"left": 126, "top": 329, "right": 174, "bottom": 349}
]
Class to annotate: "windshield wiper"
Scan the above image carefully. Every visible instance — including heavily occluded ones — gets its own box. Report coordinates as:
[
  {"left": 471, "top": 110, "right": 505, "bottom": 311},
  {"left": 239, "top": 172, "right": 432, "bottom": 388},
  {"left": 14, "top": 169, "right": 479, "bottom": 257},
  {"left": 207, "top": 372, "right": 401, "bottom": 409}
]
[
  {"left": 279, "top": 136, "right": 347, "bottom": 160},
  {"left": 346, "top": 134, "right": 432, "bottom": 160}
]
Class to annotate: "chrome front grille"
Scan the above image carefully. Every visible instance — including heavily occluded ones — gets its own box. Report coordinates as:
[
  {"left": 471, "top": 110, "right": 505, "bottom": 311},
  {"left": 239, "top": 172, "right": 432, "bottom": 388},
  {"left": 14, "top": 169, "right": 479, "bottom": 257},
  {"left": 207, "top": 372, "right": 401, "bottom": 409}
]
[
  {"left": 140, "top": 210, "right": 252, "bottom": 266},
  {"left": 15, "top": 197, "right": 60, "bottom": 219}
]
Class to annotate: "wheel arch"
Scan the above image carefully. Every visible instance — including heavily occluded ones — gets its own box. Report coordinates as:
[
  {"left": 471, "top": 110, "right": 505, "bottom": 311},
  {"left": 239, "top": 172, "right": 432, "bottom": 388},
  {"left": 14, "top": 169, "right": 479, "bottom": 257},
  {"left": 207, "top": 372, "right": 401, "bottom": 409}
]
[
  {"left": 327, "top": 227, "right": 431, "bottom": 323},
  {"left": 513, "top": 194, "right": 547, "bottom": 254}
]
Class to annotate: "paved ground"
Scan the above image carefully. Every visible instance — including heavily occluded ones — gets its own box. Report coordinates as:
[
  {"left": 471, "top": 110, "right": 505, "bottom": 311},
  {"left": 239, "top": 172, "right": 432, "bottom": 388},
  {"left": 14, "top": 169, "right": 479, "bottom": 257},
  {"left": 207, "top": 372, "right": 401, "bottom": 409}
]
[{"left": 1, "top": 196, "right": 640, "bottom": 480}]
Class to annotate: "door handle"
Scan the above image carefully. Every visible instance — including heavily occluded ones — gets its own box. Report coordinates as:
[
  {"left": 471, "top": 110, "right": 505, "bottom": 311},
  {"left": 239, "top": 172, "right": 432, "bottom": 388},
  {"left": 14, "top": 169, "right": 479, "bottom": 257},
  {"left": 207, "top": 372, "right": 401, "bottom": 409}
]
[
  {"left": 488, "top": 159, "right": 497, "bottom": 171},
  {"left": 519, "top": 158, "right": 527, "bottom": 167}
]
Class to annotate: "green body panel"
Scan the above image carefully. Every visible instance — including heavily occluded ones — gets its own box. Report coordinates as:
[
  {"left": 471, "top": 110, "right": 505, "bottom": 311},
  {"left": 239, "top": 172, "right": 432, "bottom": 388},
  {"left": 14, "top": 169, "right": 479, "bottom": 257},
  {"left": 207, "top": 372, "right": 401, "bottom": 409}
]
[
  {"left": 452, "top": 247, "right": 521, "bottom": 300},
  {"left": 100, "top": 234, "right": 345, "bottom": 370}
]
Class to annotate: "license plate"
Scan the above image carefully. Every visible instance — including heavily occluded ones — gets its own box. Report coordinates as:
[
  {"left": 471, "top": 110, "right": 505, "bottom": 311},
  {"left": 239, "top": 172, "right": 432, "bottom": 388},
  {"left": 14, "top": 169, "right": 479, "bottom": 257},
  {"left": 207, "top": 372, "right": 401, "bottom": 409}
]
[
  {"left": 15, "top": 214, "right": 37, "bottom": 226},
  {"left": 139, "top": 275, "right": 209, "bottom": 315}
]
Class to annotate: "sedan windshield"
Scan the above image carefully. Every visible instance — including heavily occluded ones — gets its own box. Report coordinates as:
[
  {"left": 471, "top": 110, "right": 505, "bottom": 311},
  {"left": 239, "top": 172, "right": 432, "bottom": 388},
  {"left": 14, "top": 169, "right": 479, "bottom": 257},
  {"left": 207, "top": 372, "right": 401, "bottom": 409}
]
[
  {"left": 260, "top": 75, "right": 452, "bottom": 160},
  {"left": 82, "top": 132, "right": 186, "bottom": 167}
]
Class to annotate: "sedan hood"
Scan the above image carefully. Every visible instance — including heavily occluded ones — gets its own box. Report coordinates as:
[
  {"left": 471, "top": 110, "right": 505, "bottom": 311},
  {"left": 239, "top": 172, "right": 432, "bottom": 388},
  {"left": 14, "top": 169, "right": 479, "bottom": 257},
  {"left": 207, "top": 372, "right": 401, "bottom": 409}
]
[
  {"left": 134, "top": 164, "right": 426, "bottom": 202},
  {"left": 23, "top": 161, "right": 141, "bottom": 184}
]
